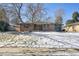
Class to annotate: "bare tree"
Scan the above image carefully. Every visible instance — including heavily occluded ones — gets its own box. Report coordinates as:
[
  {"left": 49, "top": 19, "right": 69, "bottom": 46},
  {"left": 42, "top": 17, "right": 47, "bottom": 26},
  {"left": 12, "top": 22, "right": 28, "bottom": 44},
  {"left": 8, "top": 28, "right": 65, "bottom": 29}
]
[
  {"left": 55, "top": 16, "right": 63, "bottom": 24},
  {"left": 1, "top": 4, "right": 47, "bottom": 24},
  {"left": 0, "top": 4, "right": 20, "bottom": 25},
  {"left": 54, "top": 9, "right": 65, "bottom": 31},
  {"left": 55, "top": 8, "right": 65, "bottom": 17},
  {"left": 12, "top": 3, "right": 23, "bottom": 23},
  {"left": 25, "top": 3, "right": 47, "bottom": 23},
  {"left": 2, "top": 3, "right": 24, "bottom": 24}
]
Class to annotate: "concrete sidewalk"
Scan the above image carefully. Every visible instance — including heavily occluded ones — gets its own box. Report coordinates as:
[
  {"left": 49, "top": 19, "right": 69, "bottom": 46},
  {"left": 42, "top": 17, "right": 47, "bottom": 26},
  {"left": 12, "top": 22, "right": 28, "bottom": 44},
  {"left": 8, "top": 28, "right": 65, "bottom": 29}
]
[{"left": 0, "top": 47, "right": 78, "bottom": 56}]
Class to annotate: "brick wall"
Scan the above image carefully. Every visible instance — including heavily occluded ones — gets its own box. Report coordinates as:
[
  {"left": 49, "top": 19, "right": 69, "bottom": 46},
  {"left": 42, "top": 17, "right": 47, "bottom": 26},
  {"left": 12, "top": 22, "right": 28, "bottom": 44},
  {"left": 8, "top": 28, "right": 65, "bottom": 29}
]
[{"left": 15, "top": 23, "right": 55, "bottom": 32}]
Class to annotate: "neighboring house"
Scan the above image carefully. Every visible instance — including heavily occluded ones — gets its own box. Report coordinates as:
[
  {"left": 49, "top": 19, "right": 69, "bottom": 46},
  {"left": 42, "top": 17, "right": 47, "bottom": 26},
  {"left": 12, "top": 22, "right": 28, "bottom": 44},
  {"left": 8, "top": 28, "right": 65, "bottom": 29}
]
[{"left": 64, "top": 22, "right": 79, "bottom": 32}]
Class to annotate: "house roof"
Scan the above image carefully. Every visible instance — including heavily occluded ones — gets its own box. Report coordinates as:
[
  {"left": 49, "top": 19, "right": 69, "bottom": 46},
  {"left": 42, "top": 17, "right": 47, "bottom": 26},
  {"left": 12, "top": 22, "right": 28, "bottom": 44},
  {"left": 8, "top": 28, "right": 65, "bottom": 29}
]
[
  {"left": 72, "top": 22, "right": 79, "bottom": 25},
  {"left": 18, "top": 21, "right": 54, "bottom": 25},
  {"left": 65, "top": 22, "right": 79, "bottom": 28}
]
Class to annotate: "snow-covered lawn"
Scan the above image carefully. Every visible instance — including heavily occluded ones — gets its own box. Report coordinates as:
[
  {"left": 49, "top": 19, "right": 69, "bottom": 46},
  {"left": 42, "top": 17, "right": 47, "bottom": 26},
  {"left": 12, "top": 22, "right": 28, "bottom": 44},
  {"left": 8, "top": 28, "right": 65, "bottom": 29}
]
[
  {"left": 0, "top": 32, "right": 79, "bottom": 48},
  {"left": 31, "top": 32, "right": 79, "bottom": 48}
]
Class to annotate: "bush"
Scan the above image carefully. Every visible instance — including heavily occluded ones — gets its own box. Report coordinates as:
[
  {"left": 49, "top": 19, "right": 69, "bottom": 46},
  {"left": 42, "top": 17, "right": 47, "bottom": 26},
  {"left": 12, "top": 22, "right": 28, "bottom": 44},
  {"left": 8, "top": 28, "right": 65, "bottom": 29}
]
[{"left": 0, "top": 21, "right": 9, "bottom": 32}]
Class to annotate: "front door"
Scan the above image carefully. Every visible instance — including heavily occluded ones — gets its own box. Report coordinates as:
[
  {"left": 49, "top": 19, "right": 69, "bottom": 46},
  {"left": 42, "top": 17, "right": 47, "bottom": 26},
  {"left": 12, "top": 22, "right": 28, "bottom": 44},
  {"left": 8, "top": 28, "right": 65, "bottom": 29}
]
[{"left": 34, "top": 24, "right": 42, "bottom": 31}]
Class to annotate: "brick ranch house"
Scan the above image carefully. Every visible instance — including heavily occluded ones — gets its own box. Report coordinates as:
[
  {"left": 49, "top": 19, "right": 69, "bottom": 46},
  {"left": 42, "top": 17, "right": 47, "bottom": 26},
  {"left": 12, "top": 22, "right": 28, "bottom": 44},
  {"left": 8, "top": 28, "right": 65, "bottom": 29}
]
[
  {"left": 9, "top": 21, "right": 62, "bottom": 32},
  {"left": 15, "top": 22, "right": 55, "bottom": 32}
]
